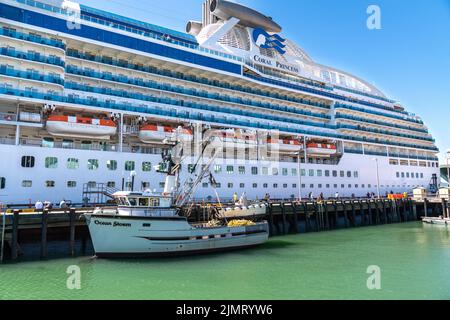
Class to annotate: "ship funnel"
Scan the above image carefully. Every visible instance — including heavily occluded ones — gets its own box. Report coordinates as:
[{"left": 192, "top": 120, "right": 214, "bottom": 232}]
[
  {"left": 186, "top": 20, "right": 203, "bottom": 36},
  {"left": 210, "top": 0, "right": 282, "bottom": 33}
]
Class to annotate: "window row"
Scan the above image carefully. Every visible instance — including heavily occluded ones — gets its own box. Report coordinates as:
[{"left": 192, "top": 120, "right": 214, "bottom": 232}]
[
  {"left": 21, "top": 156, "right": 152, "bottom": 171},
  {"left": 396, "top": 172, "right": 425, "bottom": 179},
  {"left": 389, "top": 158, "right": 439, "bottom": 168}
]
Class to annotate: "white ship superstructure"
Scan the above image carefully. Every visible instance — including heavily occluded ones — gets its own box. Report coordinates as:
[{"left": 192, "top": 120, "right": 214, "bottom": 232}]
[{"left": 0, "top": 0, "right": 440, "bottom": 205}]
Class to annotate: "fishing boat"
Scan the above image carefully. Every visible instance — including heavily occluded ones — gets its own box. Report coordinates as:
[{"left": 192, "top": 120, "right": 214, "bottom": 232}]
[
  {"left": 422, "top": 217, "right": 450, "bottom": 225},
  {"left": 84, "top": 136, "right": 269, "bottom": 258}
]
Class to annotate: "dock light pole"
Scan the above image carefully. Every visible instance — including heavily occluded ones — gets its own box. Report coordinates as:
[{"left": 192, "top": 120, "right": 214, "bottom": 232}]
[
  {"left": 446, "top": 150, "right": 450, "bottom": 187},
  {"left": 130, "top": 170, "right": 137, "bottom": 192},
  {"left": 296, "top": 150, "right": 302, "bottom": 202},
  {"left": 372, "top": 158, "right": 381, "bottom": 199},
  {"left": 1, "top": 203, "right": 5, "bottom": 263}
]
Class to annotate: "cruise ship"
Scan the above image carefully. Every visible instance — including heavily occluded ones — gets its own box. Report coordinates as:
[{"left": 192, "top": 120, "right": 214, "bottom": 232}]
[{"left": 0, "top": 0, "right": 440, "bottom": 205}]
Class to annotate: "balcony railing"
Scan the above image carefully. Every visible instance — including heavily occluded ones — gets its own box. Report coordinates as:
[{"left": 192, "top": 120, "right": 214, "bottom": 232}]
[
  {"left": 0, "top": 27, "right": 66, "bottom": 49},
  {"left": 65, "top": 65, "right": 331, "bottom": 121},
  {"left": 335, "top": 103, "right": 423, "bottom": 125},
  {"left": 65, "top": 81, "right": 335, "bottom": 131},
  {"left": 0, "top": 86, "right": 439, "bottom": 152},
  {"left": 0, "top": 47, "right": 65, "bottom": 67},
  {"left": 336, "top": 124, "right": 435, "bottom": 142},
  {"left": 0, "top": 65, "right": 64, "bottom": 85},
  {"left": 66, "top": 50, "right": 331, "bottom": 112},
  {"left": 335, "top": 113, "right": 428, "bottom": 134}
]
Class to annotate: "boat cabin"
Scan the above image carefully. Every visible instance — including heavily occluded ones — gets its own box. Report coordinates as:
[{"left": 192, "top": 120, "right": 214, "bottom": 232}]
[{"left": 112, "top": 191, "right": 177, "bottom": 217}]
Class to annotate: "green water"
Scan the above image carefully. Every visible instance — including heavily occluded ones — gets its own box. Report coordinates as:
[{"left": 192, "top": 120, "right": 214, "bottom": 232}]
[{"left": 1, "top": 222, "right": 450, "bottom": 300}]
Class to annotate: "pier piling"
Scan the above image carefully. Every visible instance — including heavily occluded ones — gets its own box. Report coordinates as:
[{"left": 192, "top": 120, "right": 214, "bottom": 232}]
[
  {"left": 292, "top": 202, "right": 299, "bottom": 234},
  {"left": 11, "top": 210, "right": 19, "bottom": 261},
  {"left": 69, "top": 208, "right": 76, "bottom": 256},
  {"left": 40, "top": 209, "right": 48, "bottom": 259}
]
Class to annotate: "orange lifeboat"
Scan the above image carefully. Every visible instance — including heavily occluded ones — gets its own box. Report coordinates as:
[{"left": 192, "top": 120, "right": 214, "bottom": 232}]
[
  {"left": 267, "top": 138, "right": 302, "bottom": 153},
  {"left": 306, "top": 143, "right": 337, "bottom": 156},
  {"left": 211, "top": 129, "right": 257, "bottom": 149},
  {"left": 139, "top": 125, "right": 193, "bottom": 144},
  {"left": 46, "top": 115, "right": 117, "bottom": 139}
]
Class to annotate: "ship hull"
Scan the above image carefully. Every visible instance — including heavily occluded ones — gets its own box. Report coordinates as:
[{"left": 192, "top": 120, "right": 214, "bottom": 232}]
[{"left": 85, "top": 214, "right": 269, "bottom": 258}]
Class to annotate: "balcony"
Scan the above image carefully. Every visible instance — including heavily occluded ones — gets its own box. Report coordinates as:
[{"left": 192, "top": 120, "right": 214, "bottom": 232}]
[
  {"left": 0, "top": 65, "right": 64, "bottom": 86},
  {"left": 0, "top": 86, "right": 439, "bottom": 153},
  {"left": 0, "top": 47, "right": 65, "bottom": 68},
  {"left": 335, "top": 113, "right": 428, "bottom": 133},
  {"left": 335, "top": 103, "right": 423, "bottom": 125},
  {"left": 65, "top": 81, "right": 335, "bottom": 131},
  {"left": 336, "top": 124, "right": 435, "bottom": 142},
  {"left": 65, "top": 66, "right": 331, "bottom": 121},
  {"left": 0, "top": 27, "right": 66, "bottom": 50},
  {"left": 66, "top": 50, "right": 331, "bottom": 112}
]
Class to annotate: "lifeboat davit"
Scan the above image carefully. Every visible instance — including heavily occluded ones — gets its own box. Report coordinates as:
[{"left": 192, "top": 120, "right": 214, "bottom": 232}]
[
  {"left": 267, "top": 138, "right": 302, "bottom": 153},
  {"left": 211, "top": 130, "right": 257, "bottom": 149},
  {"left": 46, "top": 115, "right": 117, "bottom": 139},
  {"left": 306, "top": 143, "right": 337, "bottom": 156},
  {"left": 139, "top": 125, "right": 193, "bottom": 144}
]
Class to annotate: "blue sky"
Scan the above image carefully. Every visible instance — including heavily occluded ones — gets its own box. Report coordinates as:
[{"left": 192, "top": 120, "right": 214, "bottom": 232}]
[{"left": 77, "top": 0, "right": 450, "bottom": 160}]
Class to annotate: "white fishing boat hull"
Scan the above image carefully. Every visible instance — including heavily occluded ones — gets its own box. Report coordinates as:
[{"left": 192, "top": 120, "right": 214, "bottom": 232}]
[
  {"left": 220, "top": 204, "right": 267, "bottom": 218},
  {"left": 422, "top": 217, "right": 450, "bottom": 225},
  {"left": 85, "top": 214, "right": 269, "bottom": 257}
]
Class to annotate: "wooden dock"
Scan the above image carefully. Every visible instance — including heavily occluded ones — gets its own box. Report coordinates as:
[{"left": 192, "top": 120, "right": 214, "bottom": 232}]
[{"left": 0, "top": 198, "right": 445, "bottom": 262}]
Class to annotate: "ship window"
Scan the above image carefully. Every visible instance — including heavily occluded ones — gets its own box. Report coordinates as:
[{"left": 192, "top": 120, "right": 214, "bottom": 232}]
[
  {"left": 42, "top": 137, "right": 54, "bottom": 148},
  {"left": 325, "top": 170, "right": 330, "bottom": 177},
  {"left": 142, "top": 162, "right": 152, "bottom": 172},
  {"left": 139, "top": 198, "right": 149, "bottom": 207},
  {"left": 67, "top": 158, "right": 79, "bottom": 169},
  {"left": 214, "top": 165, "right": 222, "bottom": 174},
  {"left": 262, "top": 167, "right": 269, "bottom": 175},
  {"left": 420, "top": 173, "right": 424, "bottom": 179},
  {"left": 150, "top": 198, "right": 160, "bottom": 207},
  {"left": 354, "top": 171, "right": 359, "bottom": 178},
  {"left": 333, "top": 171, "right": 338, "bottom": 177},
  {"left": 67, "top": 181, "right": 76, "bottom": 188},
  {"left": 273, "top": 184, "right": 278, "bottom": 188},
  {"left": 125, "top": 182, "right": 132, "bottom": 189},
  {"left": 202, "top": 183, "right": 208, "bottom": 188},
  {"left": 283, "top": 184, "right": 288, "bottom": 189},
  {"left": 45, "top": 157, "right": 58, "bottom": 169},
  {"left": 301, "top": 169, "right": 306, "bottom": 177},
  {"left": 310, "top": 184, "right": 314, "bottom": 188},
  {"left": 293, "top": 184, "right": 297, "bottom": 188},
  {"left": 309, "top": 170, "right": 314, "bottom": 177},
  {"left": 291, "top": 169, "right": 297, "bottom": 176},
  {"left": 253, "top": 183, "right": 258, "bottom": 188},
  {"left": 81, "top": 141, "right": 92, "bottom": 150},
  {"left": 88, "top": 159, "right": 99, "bottom": 170},
  {"left": 282, "top": 168, "right": 288, "bottom": 176},
  {"left": 240, "top": 183, "right": 245, "bottom": 188},
  {"left": 45, "top": 180, "right": 55, "bottom": 188},
  {"left": 263, "top": 183, "right": 268, "bottom": 188},
  {"left": 228, "top": 183, "right": 233, "bottom": 189},
  {"left": 396, "top": 172, "right": 400, "bottom": 178},
  {"left": 401, "top": 173, "right": 405, "bottom": 178},
  {"left": 21, "top": 156, "right": 35, "bottom": 168},
  {"left": 128, "top": 198, "right": 137, "bottom": 206},
  {"left": 252, "top": 167, "right": 258, "bottom": 175},
  {"left": 216, "top": 183, "right": 221, "bottom": 188},
  {"left": 125, "top": 161, "right": 135, "bottom": 171},
  {"left": 347, "top": 171, "right": 352, "bottom": 178},
  {"left": 87, "top": 181, "right": 96, "bottom": 188},
  {"left": 238, "top": 166, "right": 246, "bottom": 175},
  {"left": 107, "top": 160, "right": 118, "bottom": 171},
  {"left": 0, "top": 177, "right": 5, "bottom": 189},
  {"left": 22, "top": 180, "right": 32, "bottom": 188},
  {"left": 317, "top": 170, "right": 323, "bottom": 177},
  {"left": 107, "top": 182, "right": 116, "bottom": 188},
  {"left": 406, "top": 173, "right": 410, "bottom": 178},
  {"left": 142, "top": 182, "right": 150, "bottom": 189},
  {"left": 159, "top": 182, "right": 165, "bottom": 188},
  {"left": 62, "top": 140, "right": 74, "bottom": 149},
  {"left": 226, "top": 166, "right": 234, "bottom": 174},
  {"left": 340, "top": 171, "right": 345, "bottom": 178},
  {"left": 272, "top": 168, "right": 279, "bottom": 176}
]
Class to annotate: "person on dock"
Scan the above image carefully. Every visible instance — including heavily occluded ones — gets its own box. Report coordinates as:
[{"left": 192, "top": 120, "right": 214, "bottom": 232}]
[
  {"left": 35, "top": 200, "right": 44, "bottom": 211},
  {"left": 59, "top": 199, "right": 68, "bottom": 209},
  {"left": 233, "top": 192, "right": 238, "bottom": 204}
]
